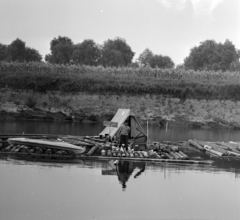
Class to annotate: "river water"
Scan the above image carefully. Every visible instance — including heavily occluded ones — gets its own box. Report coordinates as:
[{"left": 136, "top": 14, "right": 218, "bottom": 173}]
[{"left": 1, "top": 121, "right": 240, "bottom": 220}]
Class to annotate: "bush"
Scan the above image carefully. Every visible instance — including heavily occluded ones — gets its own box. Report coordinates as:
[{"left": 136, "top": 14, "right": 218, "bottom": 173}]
[
  {"left": 25, "top": 96, "right": 37, "bottom": 108},
  {"left": 1, "top": 61, "right": 240, "bottom": 100}
]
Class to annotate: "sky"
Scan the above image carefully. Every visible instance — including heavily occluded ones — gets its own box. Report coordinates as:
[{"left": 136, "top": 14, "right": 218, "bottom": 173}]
[{"left": 0, "top": 0, "right": 239, "bottom": 65}]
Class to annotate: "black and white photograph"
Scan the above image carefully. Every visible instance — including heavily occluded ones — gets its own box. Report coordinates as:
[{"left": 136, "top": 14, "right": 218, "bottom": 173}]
[{"left": 0, "top": 0, "right": 240, "bottom": 219}]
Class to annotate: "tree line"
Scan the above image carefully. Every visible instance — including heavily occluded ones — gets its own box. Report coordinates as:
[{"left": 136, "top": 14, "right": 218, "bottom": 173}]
[{"left": 0, "top": 36, "right": 239, "bottom": 71}]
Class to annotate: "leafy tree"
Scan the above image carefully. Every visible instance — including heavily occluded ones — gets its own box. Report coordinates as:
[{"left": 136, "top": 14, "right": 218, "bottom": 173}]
[
  {"left": 72, "top": 39, "right": 101, "bottom": 66},
  {"left": 3, "top": 39, "right": 42, "bottom": 62},
  {"left": 8, "top": 38, "right": 26, "bottom": 62},
  {"left": 100, "top": 38, "right": 134, "bottom": 67},
  {"left": 137, "top": 48, "right": 174, "bottom": 68},
  {"left": 149, "top": 55, "right": 174, "bottom": 69},
  {"left": 230, "top": 60, "right": 240, "bottom": 71},
  {"left": 137, "top": 48, "right": 154, "bottom": 66},
  {"left": 0, "top": 43, "right": 8, "bottom": 61},
  {"left": 219, "top": 40, "right": 240, "bottom": 71},
  {"left": 45, "top": 36, "right": 73, "bottom": 64},
  {"left": 25, "top": 47, "right": 42, "bottom": 62},
  {"left": 184, "top": 39, "right": 240, "bottom": 71}
]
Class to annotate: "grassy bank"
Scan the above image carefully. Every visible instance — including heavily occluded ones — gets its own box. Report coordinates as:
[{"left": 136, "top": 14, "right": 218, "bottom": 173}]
[{"left": 1, "top": 62, "right": 240, "bottom": 100}]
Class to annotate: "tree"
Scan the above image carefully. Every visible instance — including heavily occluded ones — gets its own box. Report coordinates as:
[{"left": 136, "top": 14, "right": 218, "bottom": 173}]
[
  {"left": 100, "top": 38, "right": 135, "bottom": 67},
  {"left": 4, "top": 39, "right": 42, "bottom": 62},
  {"left": 8, "top": 38, "right": 26, "bottom": 62},
  {"left": 219, "top": 40, "right": 240, "bottom": 71},
  {"left": 25, "top": 47, "right": 42, "bottom": 62},
  {"left": 72, "top": 39, "right": 101, "bottom": 66},
  {"left": 0, "top": 43, "right": 8, "bottom": 61},
  {"left": 149, "top": 55, "right": 174, "bottom": 69},
  {"left": 137, "top": 48, "right": 154, "bottom": 66},
  {"left": 184, "top": 39, "right": 240, "bottom": 71},
  {"left": 45, "top": 36, "right": 73, "bottom": 64},
  {"left": 230, "top": 60, "right": 240, "bottom": 71},
  {"left": 137, "top": 49, "right": 174, "bottom": 68}
]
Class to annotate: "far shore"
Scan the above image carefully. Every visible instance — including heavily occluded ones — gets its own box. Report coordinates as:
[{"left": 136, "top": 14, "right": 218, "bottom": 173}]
[{"left": 1, "top": 89, "right": 240, "bottom": 130}]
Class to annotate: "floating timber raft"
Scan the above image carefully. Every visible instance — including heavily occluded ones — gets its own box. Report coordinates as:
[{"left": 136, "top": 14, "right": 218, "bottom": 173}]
[
  {"left": 1, "top": 134, "right": 240, "bottom": 165},
  {"left": 0, "top": 133, "right": 213, "bottom": 165}
]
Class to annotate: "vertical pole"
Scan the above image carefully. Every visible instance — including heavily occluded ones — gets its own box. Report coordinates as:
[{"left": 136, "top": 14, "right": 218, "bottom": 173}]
[
  {"left": 147, "top": 120, "right": 149, "bottom": 145},
  {"left": 109, "top": 126, "right": 111, "bottom": 142}
]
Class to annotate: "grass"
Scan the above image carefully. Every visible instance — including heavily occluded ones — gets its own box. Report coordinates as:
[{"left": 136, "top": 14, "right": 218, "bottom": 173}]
[{"left": 1, "top": 61, "right": 240, "bottom": 100}]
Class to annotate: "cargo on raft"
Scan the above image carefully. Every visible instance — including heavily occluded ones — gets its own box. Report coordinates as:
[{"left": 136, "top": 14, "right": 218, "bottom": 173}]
[{"left": 1, "top": 109, "right": 240, "bottom": 165}]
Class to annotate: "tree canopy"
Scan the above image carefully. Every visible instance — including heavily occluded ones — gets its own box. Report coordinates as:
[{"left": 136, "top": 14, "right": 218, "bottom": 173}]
[
  {"left": 0, "top": 43, "right": 8, "bottom": 61},
  {"left": 100, "top": 38, "right": 135, "bottom": 67},
  {"left": 184, "top": 39, "right": 240, "bottom": 71},
  {"left": 137, "top": 48, "right": 154, "bottom": 66},
  {"left": 1, "top": 37, "right": 239, "bottom": 72},
  {"left": 45, "top": 36, "right": 73, "bottom": 64},
  {"left": 150, "top": 55, "right": 174, "bottom": 69},
  {"left": 137, "top": 48, "right": 174, "bottom": 69},
  {"left": 72, "top": 39, "right": 101, "bottom": 66},
  {"left": 0, "top": 39, "right": 42, "bottom": 62}
]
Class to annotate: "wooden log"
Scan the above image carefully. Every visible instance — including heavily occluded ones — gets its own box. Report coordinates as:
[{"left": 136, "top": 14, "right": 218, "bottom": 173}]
[
  {"left": 229, "top": 142, "right": 240, "bottom": 152},
  {"left": 202, "top": 142, "right": 229, "bottom": 156},
  {"left": 204, "top": 145, "right": 223, "bottom": 157},
  {"left": 3, "top": 144, "right": 14, "bottom": 152},
  {"left": 216, "top": 142, "right": 240, "bottom": 156},
  {"left": 86, "top": 145, "right": 99, "bottom": 156},
  {"left": 169, "top": 152, "right": 179, "bottom": 159},
  {"left": 175, "top": 152, "right": 184, "bottom": 159},
  {"left": 178, "top": 151, "right": 189, "bottom": 159},
  {"left": 162, "top": 152, "right": 173, "bottom": 159},
  {"left": 188, "top": 139, "right": 206, "bottom": 152}
]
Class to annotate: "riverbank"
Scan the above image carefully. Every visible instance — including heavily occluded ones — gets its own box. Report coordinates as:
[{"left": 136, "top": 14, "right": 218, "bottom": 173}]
[{"left": 1, "top": 89, "right": 240, "bottom": 129}]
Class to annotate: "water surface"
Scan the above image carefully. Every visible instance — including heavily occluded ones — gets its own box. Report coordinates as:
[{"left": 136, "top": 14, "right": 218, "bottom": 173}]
[{"left": 1, "top": 121, "right": 240, "bottom": 220}]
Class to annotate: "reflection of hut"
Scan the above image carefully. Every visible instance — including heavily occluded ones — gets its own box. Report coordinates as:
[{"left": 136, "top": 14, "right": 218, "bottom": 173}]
[{"left": 99, "top": 109, "right": 147, "bottom": 150}]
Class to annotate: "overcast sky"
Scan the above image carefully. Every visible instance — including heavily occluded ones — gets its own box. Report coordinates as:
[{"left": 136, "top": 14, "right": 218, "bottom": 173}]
[{"left": 0, "top": 0, "right": 239, "bottom": 65}]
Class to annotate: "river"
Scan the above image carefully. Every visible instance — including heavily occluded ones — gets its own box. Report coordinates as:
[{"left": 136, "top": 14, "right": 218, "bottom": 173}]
[{"left": 0, "top": 121, "right": 240, "bottom": 220}]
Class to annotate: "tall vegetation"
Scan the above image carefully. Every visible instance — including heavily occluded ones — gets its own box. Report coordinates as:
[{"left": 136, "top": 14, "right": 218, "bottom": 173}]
[
  {"left": 45, "top": 36, "right": 74, "bottom": 64},
  {"left": 72, "top": 39, "right": 101, "bottom": 66},
  {"left": 1, "top": 37, "right": 239, "bottom": 71},
  {"left": 0, "top": 39, "right": 42, "bottom": 62},
  {"left": 100, "top": 38, "right": 135, "bottom": 67},
  {"left": 138, "top": 48, "right": 174, "bottom": 69},
  {"left": 1, "top": 62, "right": 240, "bottom": 100},
  {"left": 184, "top": 39, "right": 240, "bottom": 71}
]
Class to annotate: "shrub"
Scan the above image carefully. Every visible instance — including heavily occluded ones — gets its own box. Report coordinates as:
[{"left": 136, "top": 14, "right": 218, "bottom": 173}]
[{"left": 25, "top": 96, "right": 37, "bottom": 108}]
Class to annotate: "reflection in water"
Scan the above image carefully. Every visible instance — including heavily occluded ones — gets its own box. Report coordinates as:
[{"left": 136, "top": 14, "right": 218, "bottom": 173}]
[
  {"left": 2, "top": 154, "right": 240, "bottom": 180},
  {"left": 102, "top": 160, "right": 146, "bottom": 190},
  {"left": 147, "top": 159, "right": 240, "bottom": 179},
  {"left": 1, "top": 157, "right": 240, "bottom": 220},
  {"left": 116, "top": 161, "right": 146, "bottom": 190}
]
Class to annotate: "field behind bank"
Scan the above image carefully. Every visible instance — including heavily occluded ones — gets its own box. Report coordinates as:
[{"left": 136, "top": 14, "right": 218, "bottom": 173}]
[{"left": 1, "top": 62, "right": 240, "bottom": 100}]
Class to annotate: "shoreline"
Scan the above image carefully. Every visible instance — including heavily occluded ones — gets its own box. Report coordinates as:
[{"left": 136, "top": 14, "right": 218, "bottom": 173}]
[
  {"left": 1, "top": 89, "right": 240, "bottom": 129},
  {"left": 0, "top": 106, "right": 238, "bottom": 130}
]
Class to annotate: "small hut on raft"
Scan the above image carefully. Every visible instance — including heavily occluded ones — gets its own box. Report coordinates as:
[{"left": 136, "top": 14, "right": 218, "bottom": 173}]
[{"left": 99, "top": 109, "right": 147, "bottom": 150}]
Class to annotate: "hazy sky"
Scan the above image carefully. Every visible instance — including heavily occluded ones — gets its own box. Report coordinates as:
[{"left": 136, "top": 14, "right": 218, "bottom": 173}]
[{"left": 0, "top": 0, "right": 239, "bottom": 65}]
